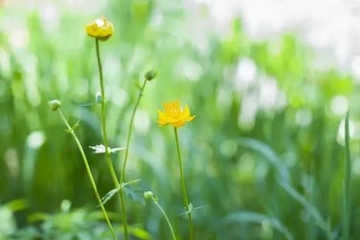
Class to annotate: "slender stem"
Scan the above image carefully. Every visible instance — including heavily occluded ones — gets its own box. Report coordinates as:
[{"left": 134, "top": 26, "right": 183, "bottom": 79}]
[
  {"left": 173, "top": 127, "right": 193, "bottom": 240},
  {"left": 120, "top": 79, "right": 148, "bottom": 183},
  {"left": 151, "top": 197, "right": 177, "bottom": 240},
  {"left": 95, "top": 39, "right": 118, "bottom": 183},
  {"left": 342, "top": 111, "right": 351, "bottom": 240},
  {"left": 95, "top": 39, "right": 129, "bottom": 240},
  {"left": 118, "top": 78, "right": 147, "bottom": 240},
  {"left": 57, "top": 109, "right": 117, "bottom": 240}
]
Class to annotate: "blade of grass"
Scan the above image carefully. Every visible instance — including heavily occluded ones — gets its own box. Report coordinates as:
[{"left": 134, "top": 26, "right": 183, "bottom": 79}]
[
  {"left": 223, "top": 211, "right": 294, "bottom": 240},
  {"left": 237, "top": 137, "right": 289, "bottom": 181},
  {"left": 278, "top": 181, "right": 332, "bottom": 239},
  {"left": 238, "top": 137, "right": 334, "bottom": 239},
  {"left": 342, "top": 111, "right": 351, "bottom": 240}
]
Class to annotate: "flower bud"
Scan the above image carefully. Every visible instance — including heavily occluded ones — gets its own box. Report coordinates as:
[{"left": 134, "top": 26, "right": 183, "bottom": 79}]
[
  {"left": 48, "top": 99, "right": 61, "bottom": 111},
  {"left": 143, "top": 191, "right": 154, "bottom": 200},
  {"left": 144, "top": 70, "right": 157, "bottom": 81},
  {"left": 85, "top": 17, "right": 114, "bottom": 41}
]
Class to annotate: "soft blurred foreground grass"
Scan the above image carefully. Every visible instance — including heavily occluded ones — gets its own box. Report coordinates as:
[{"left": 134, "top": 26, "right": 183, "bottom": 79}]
[{"left": 1, "top": 1, "right": 360, "bottom": 240}]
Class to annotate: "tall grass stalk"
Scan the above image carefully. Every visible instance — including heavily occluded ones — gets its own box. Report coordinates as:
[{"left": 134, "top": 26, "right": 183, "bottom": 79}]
[
  {"left": 95, "top": 39, "right": 129, "bottom": 240},
  {"left": 55, "top": 107, "right": 117, "bottom": 240},
  {"left": 342, "top": 111, "right": 351, "bottom": 240}
]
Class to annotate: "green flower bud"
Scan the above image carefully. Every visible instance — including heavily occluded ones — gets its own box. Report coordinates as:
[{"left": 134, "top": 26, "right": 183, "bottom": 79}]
[
  {"left": 144, "top": 70, "right": 157, "bottom": 81},
  {"left": 48, "top": 99, "right": 61, "bottom": 111},
  {"left": 143, "top": 191, "right": 154, "bottom": 200}
]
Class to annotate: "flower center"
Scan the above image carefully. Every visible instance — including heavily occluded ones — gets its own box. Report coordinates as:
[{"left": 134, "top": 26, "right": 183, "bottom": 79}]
[{"left": 164, "top": 101, "right": 181, "bottom": 118}]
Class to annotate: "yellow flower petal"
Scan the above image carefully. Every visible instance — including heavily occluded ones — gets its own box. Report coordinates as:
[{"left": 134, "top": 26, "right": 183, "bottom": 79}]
[
  {"left": 157, "top": 101, "right": 195, "bottom": 128},
  {"left": 184, "top": 115, "right": 196, "bottom": 122},
  {"left": 85, "top": 17, "right": 114, "bottom": 41},
  {"left": 174, "top": 121, "right": 186, "bottom": 128},
  {"left": 179, "top": 105, "right": 191, "bottom": 119}
]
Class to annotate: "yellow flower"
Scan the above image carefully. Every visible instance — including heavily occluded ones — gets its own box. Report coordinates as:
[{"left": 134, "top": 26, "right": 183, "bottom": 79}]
[
  {"left": 157, "top": 101, "right": 195, "bottom": 128},
  {"left": 85, "top": 17, "right": 114, "bottom": 41}
]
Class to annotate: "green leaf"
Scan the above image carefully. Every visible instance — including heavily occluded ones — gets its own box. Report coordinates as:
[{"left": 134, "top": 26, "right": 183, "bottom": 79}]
[
  {"left": 237, "top": 137, "right": 289, "bottom": 181},
  {"left": 64, "top": 120, "right": 81, "bottom": 134},
  {"left": 342, "top": 110, "right": 351, "bottom": 240},
  {"left": 100, "top": 188, "right": 120, "bottom": 207},
  {"left": 224, "top": 211, "right": 294, "bottom": 240}
]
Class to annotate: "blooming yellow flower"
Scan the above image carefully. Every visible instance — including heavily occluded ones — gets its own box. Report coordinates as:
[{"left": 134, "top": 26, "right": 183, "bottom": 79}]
[
  {"left": 157, "top": 101, "right": 195, "bottom": 128},
  {"left": 85, "top": 17, "right": 114, "bottom": 41}
]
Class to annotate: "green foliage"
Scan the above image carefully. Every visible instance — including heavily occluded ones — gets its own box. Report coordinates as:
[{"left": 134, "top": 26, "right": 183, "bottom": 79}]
[{"left": 0, "top": 1, "right": 359, "bottom": 240}]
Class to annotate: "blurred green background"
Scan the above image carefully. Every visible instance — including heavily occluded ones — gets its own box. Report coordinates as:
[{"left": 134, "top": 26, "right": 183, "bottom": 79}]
[{"left": 1, "top": 0, "right": 360, "bottom": 239}]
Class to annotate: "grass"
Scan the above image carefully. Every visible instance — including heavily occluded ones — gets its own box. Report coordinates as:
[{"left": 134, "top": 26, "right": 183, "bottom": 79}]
[{"left": 0, "top": 1, "right": 359, "bottom": 240}]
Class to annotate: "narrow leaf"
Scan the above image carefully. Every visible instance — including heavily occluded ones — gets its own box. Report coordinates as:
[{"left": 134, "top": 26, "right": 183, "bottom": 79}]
[{"left": 223, "top": 211, "right": 294, "bottom": 240}]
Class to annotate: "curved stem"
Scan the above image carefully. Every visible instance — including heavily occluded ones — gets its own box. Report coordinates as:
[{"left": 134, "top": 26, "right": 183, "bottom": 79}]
[
  {"left": 120, "top": 79, "right": 148, "bottom": 183},
  {"left": 174, "top": 127, "right": 193, "bottom": 240},
  {"left": 95, "top": 39, "right": 129, "bottom": 240},
  {"left": 151, "top": 197, "right": 177, "bottom": 240},
  {"left": 57, "top": 109, "right": 117, "bottom": 240}
]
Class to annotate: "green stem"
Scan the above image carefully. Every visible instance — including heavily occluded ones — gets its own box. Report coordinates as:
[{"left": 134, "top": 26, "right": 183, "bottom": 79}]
[
  {"left": 120, "top": 79, "right": 148, "bottom": 183},
  {"left": 118, "top": 78, "right": 147, "bottom": 240},
  {"left": 57, "top": 109, "right": 117, "bottom": 240},
  {"left": 151, "top": 197, "right": 177, "bottom": 240},
  {"left": 342, "top": 111, "right": 351, "bottom": 240},
  {"left": 174, "top": 127, "right": 193, "bottom": 240},
  {"left": 95, "top": 39, "right": 129, "bottom": 240}
]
